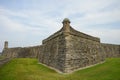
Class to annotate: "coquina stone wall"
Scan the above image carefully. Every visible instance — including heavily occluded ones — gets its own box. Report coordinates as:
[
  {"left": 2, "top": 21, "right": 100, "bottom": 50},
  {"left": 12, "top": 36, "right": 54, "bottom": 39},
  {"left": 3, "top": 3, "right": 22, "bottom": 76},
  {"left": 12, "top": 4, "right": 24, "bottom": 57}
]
[
  {"left": 101, "top": 43, "right": 120, "bottom": 58},
  {"left": 39, "top": 29, "right": 67, "bottom": 72},
  {"left": 38, "top": 18, "right": 120, "bottom": 73},
  {"left": 1, "top": 18, "right": 120, "bottom": 73},
  {"left": 2, "top": 45, "right": 42, "bottom": 58},
  {"left": 64, "top": 27, "right": 105, "bottom": 73},
  {"left": 0, "top": 58, "right": 11, "bottom": 66},
  {"left": 2, "top": 47, "right": 21, "bottom": 58}
]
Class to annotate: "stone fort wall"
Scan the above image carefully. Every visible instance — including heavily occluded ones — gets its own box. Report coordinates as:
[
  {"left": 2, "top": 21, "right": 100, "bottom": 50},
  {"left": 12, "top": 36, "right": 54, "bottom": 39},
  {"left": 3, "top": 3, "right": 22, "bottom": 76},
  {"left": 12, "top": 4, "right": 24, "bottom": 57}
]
[
  {"left": 64, "top": 27, "right": 105, "bottom": 72},
  {"left": 38, "top": 18, "right": 120, "bottom": 73},
  {"left": 2, "top": 45, "right": 42, "bottom": 58},
  {"left": 1, "top": 18, "right": 120, "bottom": 73},
  {"left": 101, "top": 43, "right": 120, "bottom": 58},
  {"left": 39, "top": 29, "right": 66, "bottom": 72}
]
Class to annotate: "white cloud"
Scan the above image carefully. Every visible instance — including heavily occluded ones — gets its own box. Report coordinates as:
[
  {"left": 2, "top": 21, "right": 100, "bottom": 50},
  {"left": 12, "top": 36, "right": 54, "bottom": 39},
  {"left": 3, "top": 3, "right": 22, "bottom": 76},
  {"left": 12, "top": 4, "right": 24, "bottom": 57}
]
[
  {"left": 87, "top": 28, "right": 120, "bottom": 44},
  {"left": 0, "top": 15, "right": 25, "bottom": 32},
  {"left": 0, "top": 7, "right": 28, "bottom": 18},
  {"left": 57, "top": 0, "right": 116, "bottom": 17},
  {"left": 80, "top": 9, "right": 120, "bottom": 25},
  {"left": 0, "top": 0, "right": 120, "bottom": 52}
]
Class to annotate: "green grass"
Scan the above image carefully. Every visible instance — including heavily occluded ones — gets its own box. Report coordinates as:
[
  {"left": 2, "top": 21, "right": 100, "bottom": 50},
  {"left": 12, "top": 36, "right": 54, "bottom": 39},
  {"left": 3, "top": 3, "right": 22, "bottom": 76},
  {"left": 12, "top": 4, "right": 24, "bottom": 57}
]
[{"left": 0, "top": 58, "right": 120, "bottom": 80}]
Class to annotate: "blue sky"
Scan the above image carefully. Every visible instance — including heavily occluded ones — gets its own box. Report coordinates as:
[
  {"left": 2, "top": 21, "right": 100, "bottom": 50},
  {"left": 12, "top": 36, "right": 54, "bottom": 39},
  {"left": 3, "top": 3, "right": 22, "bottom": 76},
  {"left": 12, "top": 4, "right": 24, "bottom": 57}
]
[{"left": 0, "top": 0, "right": 120, "bottom": 52}]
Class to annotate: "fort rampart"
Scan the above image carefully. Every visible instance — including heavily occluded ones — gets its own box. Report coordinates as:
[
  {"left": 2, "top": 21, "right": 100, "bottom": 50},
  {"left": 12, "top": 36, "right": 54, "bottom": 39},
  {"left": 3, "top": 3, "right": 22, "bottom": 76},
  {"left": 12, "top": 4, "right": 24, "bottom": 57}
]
[{"left": 1, "top": 18, "right": 120, "bottom": 73}]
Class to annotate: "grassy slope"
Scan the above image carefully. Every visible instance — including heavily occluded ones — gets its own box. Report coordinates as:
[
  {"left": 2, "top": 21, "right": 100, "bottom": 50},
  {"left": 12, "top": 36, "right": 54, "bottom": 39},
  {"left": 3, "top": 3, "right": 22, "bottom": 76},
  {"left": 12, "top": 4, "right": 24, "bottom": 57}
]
[{"left": 0, "top": 58, "right": 120, "bottom": 80}]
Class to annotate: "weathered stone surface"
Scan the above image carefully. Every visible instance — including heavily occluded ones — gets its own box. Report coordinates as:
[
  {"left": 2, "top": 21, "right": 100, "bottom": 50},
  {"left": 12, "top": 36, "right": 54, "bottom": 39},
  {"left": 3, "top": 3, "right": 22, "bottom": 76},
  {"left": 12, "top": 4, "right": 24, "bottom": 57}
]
[
  {"left": 0, "top": 58, "right": 11, "bottom": 66},
  {"left": 1, "top": 18, "right": 120, "bottom": 73},
  {"left": 64, "top": 30, "right": 104, "bottom": 72},
  {"left": 2, "top": 46, "right": 42, "bottom": 58},
  {"left": 4, "top": 41, "right": 8, "bottom": 49},
  {"left": 101, "top": 43, "right": 120, "bottom": 58},
  {"left": 39, "top": 30, "right": 66, "bottom": 72}
]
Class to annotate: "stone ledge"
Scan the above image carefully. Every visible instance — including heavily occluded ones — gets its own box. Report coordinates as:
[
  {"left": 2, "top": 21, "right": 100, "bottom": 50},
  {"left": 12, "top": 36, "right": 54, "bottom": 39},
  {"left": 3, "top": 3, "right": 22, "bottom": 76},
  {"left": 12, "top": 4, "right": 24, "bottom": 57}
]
[
  {"left": 43, "top": 29, "right": 63, "bottom": 43},
  {"left": 0, "top": 58, "right": 11, "bottom": 66},
  {"left": 70, "top": 27, "right": 100, "bottom": 42}
]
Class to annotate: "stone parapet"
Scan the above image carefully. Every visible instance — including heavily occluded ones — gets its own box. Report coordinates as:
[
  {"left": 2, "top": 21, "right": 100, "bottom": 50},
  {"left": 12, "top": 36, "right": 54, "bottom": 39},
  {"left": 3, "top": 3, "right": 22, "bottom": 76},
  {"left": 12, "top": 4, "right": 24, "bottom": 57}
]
[
  {"left": 1, "top": 18, "right": 120, "bottom": 73},
  {"left": 70, "top": 27, "right": 100, "bottom": 42}
]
